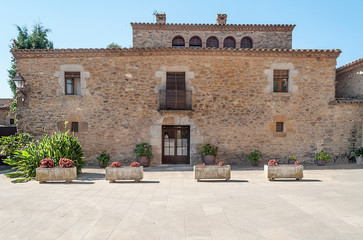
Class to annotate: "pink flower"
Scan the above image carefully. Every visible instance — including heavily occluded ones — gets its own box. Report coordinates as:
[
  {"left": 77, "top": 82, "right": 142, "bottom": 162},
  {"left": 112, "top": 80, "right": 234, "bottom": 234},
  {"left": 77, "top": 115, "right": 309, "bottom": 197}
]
[
  {"left": 110, "top": 162, "right": 121, "bottom": 168},
  {"left": 130, "top": 162, "right": 140, "bottom": 167},
  {"left": 217, "top": 161, "right": 224, "bottom": 166},
  {"left": 268, "top": 160, "right": 278, "bottom": 166}
]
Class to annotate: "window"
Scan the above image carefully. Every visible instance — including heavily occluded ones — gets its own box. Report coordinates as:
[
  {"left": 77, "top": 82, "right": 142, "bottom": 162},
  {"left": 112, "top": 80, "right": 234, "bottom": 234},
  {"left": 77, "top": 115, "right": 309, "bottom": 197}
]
[
  {"left": 10, "top": 119, "right": 14, "bottom": 125},
  {"left": 206, "top": 37, "right": 219, "bottom": 48},
  {"left": 223, "top": 37, "right": 235, "bottom": 48},
  {"left": 172, "top": 36, "right": 185, "bottom": 48},
  {"left": 276, "top": 122, "right": 284, "bottom": 132},
  {"left": 273, "top": 70, "right": 289, "bottom": 92},
  {"left": 241, "top": 37, "right": 253, "bottom": 48},
  {"left": 71, "top": 122, "right": 79, "bottom": 132},
  {"left": 166, "top": 72, "right": 186, "bottom": 110},
  {"left": 65, "top": 72, "right": 80, "bottom": 95},
  {"left": 189, "top": 36, "right": 202, "bottom": 48}
]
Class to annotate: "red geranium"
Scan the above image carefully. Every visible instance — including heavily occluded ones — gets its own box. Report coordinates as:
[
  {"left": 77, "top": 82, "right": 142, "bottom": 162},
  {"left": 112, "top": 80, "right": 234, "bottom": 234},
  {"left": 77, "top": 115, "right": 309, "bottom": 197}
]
[
  {"left": 294, "top": 161, "right": 300, "bottom": 166},
  {"left": 217, "top": 161, "right": 224, "bottom": 166},
  {"left": 110, "top": 162, "right": 121, "bottom": 168},
  {"left": 40, "top": 159, "right": 54, "bottom": 168},
  {"left": 59, "top": 158, "right": 74, "bottom": 168},
  {"left": 198, "top": 163, "right": 206, "bottom": 167},
  {"left": 130, "top": 162, "right": 140, "bottom": 167},
  {"left": 268, "top": 159, "right": 278, "bottom": 166}
]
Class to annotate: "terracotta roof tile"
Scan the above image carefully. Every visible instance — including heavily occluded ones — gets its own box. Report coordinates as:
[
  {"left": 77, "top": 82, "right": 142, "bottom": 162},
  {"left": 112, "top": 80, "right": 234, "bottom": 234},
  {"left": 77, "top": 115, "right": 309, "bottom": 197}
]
[
  {"left": 336, "top": 58, "right": 363, "bottom": 75},
  {"left": 0, "top": 98, "right": 13, "bottom": 109}
]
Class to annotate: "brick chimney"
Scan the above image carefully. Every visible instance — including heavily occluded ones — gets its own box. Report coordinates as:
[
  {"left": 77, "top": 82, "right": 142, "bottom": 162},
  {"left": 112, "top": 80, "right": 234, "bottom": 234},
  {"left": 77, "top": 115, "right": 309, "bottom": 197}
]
[
  {"left": 216, "top": 14, "right": 227, "bottom": 25},
  {"left": 156, "top": 13, "right": 166, "bottom": 24}
]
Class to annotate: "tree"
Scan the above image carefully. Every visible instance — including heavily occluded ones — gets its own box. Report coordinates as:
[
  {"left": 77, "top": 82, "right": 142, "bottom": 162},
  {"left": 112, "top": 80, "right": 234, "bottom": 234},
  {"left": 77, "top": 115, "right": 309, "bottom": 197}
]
[
  {"left": 8, "top": 24, "right": 53, "bottom": 114},
  {"left": 107, "top": 42, "right": 121, "bottom": 49}
]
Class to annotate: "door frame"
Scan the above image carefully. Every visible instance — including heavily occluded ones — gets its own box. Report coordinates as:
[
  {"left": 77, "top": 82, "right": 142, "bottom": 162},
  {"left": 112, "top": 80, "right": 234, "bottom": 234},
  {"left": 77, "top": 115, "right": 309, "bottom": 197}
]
[{"left": 161, "top": 125, "right": 190, "bottom": 164}]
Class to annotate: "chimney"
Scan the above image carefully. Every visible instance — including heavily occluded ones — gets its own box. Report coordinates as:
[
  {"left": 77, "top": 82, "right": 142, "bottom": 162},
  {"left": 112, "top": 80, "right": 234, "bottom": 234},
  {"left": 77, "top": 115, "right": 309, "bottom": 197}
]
[
  {"left": 156, "top": 13, "right": 166, "bottom": 24},
  {"left": 216, "top": 14, "right": 227, "bottom": 25}
]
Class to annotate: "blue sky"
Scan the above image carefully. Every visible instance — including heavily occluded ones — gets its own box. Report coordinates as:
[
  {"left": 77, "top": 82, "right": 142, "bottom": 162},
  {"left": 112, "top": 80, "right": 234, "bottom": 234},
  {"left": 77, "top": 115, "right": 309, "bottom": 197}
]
[{"left": 1, "top": 0, "right": 362, "bottom": 98}]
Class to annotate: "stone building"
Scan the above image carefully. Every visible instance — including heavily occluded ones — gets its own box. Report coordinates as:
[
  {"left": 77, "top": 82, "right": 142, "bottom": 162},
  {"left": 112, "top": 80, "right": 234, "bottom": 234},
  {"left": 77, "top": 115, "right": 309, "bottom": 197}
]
[
  {"left": 0, "top": 99, "right": 15, "bottom": 127},
  {"left": 11, "top": 14, "right": 363, "bottom": 165}
]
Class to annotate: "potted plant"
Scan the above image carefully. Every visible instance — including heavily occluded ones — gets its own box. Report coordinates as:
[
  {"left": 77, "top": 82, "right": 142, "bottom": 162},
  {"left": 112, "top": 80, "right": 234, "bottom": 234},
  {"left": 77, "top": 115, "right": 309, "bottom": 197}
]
[
  {"left": 264, "top": 159, "right": 303, "bottom": 181},
  {"left": 246, "top": 149, "right": 262, "bottom": 166},
  {"left": 288, "top": 155, "right": 297, "bottom": 164},
  {"left": 105, "top": 161, "right": 143, "bottom": 183},
  {"left": 194, "top": 161, "right": 231, "bottom": 181},
  {"left": 352, "top": 147, "right": 363, "bottom": 165},
  {"left": 36, "top": 158, "right": 77, "bottom": 183},
  {"left": 200, "top": 143, "right": 218, "bottom": 165},
  {"left": 134, "top": 142, "right": 152, "bottom": 167},
  {"left": 97, "top": 151, "right": 110, "bottom": 168},
  {"left": 315, "top": 151, "right": 331, "bottom": 166}
]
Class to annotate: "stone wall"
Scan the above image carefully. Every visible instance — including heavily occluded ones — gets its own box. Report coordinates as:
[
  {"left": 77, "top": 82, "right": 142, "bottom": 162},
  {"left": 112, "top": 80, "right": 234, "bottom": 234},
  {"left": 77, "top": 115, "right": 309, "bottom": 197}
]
[
  {"left": 336, "top": 61, "right": 363, "bottom": 98},
  {"left": 132, "top": 25, "right": 293, "bottom": 49},
  {"left": 13, "top": 48, "right": 361, "bottom": 166}
]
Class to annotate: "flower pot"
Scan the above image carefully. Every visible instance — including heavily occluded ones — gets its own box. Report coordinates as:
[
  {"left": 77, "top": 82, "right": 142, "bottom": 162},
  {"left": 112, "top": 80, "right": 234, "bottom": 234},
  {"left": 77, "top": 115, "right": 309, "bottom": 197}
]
[
  {"left": 251, "top": 161, "right": 259, "bottom": 167},
  {"left": 202, "top": 155, "right": 216, "bottom": 165},
  {"left": 139, "top": 156, "right": 150, "bottom": 167},
  {"left": 316, "top": 160, "right": 326, "bottom": 166},
  {"left": 287, "top": 159, "right": 295, "bottom": 164},
  {"left": 357, "top": 156, "right": 363, "bottom": 165}
]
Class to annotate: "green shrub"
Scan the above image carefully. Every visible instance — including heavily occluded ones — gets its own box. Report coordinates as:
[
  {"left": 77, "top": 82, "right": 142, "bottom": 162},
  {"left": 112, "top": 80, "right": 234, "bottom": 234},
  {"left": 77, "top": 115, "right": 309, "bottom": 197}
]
[
  {"left": 353, "top": 147, "right": 363, "bottom": 157},
  {"left": 0, "top": 133, "right": 33, "bottom": 159},
  {"left": 246, "top": 149, "right": 263, "bottom": 163},
  {"left": 4, "top": 131, "right": 85, "bottom": 182},
  {"left": 97, "top": 151, "right": 110, "bottom": 168},
  {"left": 314, "top": 151, "right": 331, "bottom": 161},
  {"left": 200, "top": 143, "right": 218, "bottom": 156},
  {"left": 134, "top": 142, "right": 152, "bottom": 158}
]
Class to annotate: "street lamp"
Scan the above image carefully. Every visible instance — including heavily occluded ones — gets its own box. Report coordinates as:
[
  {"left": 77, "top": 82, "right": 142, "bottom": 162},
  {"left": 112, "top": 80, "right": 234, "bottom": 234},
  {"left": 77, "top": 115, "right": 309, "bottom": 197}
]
[{"left": 13, "top": 73, "right": 25, "bottom": 89}]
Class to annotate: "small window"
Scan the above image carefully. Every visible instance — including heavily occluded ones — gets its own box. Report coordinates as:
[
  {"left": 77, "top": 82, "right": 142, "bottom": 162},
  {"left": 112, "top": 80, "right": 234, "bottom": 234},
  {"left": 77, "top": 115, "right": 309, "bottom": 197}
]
[
  {"left": 65, "top": 72, "right": 80, "bottom": 95},
  {"left": 10, "top": 119, "right": 15, "bottom": 125},
  {"left": 206, "top": 37, "right": 219, "bottom": 48},
  {"left": 273, "top": 70, "right": 289, "bottom": 92},
  {"left": 223, "top": 37, "right": 235, "bottom": 48},
  {"left": 189, "top": 36, "right": 202, "bottom": 48},
  {"left": 172, "top": 36, "right": 185, "bottom": 48},
  {"left": 276, "top": 122, "right": 284, "bottom": 132},
  {"left": 71, "top": 122, "right": 79, "bottom": 133},
  {"left": 241, "top": 37, "right": 253, "bottom": 48}
]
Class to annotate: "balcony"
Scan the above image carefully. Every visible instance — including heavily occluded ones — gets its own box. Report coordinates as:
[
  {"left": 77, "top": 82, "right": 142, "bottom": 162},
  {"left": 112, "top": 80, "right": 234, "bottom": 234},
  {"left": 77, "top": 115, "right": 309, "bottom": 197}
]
[{"left": 159, "top": 90, "right": 192, "bottom": 111}]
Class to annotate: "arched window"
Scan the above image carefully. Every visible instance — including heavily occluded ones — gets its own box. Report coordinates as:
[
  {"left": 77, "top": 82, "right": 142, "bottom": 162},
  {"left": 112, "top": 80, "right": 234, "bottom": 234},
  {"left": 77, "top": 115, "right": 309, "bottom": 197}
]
[
  {"left": 189, "top": 36, "right": 202, "bottom": 48},
  {"left": 172, "top": 36, "right": 185, "bottom": 48},
  {"left": 223, "top": 37, "right": 235, "bottom": 48},
  {"left": 241, "top": 37, "right": 253, "bottom": 48},
  {"left": 206, "top": 37, "right": 219, "bottom": 48}
]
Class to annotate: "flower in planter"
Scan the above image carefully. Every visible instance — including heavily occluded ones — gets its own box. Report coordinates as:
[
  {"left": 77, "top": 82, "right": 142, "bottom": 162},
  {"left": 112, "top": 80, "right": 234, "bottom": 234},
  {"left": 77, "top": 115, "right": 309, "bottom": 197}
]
[
  {"left": 294, "top": 161, "right": 300, "bottom": 166},
  {"left": 40, "top": 158, "right": 54, "bottom": 168},
  {"left": 217, "top": 161, "right": 224, "bottom": 166},
  {"left": 268, "top": 159, "right": 278, "bottom": 166},
  {"left": 198, "top": 163, "right": 206, "bottom": 167},
  {"left": 110, "top": 162, "right": 121, "bottom": 168},
  {"left": 130, "top": 162, "right": 140, "bottom": 167},
  {"left": 59, "top": 158, "right": 74, "bottom": 168}
]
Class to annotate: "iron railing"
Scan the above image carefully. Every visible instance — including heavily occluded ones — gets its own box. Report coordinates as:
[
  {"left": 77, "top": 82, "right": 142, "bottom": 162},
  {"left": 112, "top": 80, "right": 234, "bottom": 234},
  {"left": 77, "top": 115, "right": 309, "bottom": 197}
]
[{"left": 159, "top": 90, "right": 192, "bottom": 110}]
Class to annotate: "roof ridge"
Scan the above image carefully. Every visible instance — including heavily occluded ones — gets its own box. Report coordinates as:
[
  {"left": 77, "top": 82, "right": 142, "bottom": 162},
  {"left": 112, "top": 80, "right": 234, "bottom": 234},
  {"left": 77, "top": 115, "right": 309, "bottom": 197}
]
[{"left": 336, "top": 58, "right": 363, "bottom": 73}]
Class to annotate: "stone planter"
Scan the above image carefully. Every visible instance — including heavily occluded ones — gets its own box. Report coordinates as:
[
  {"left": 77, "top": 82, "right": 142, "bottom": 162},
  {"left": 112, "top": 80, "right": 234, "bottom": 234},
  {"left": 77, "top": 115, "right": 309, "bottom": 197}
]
[
  {"left": 264, "top": 164, "right": 303, "bottom": 181},
  {"left": 36, "top": 167, "right": 77, "bottom": 183},
  {"left": 202, "top": 155, "right": 216, "bottom": 165},
  {"left": 194, "top": 165, "right": 231, "bottom": 182},
  {"left": 357, "top": 156, "right": 363, "bottom": 165},
  {"left": 105, "top": 166, "right": 143, "bottom": 183}
]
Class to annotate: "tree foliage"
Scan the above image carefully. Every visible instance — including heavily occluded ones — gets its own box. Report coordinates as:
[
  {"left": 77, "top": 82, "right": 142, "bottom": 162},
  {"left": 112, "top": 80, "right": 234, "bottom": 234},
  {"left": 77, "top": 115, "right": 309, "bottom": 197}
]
[
  {"left": 106, "top": 42, "right": 121, "bottom": 49},
  {"left": 8, "top": 24, "right": 53, "bottom": 113}
]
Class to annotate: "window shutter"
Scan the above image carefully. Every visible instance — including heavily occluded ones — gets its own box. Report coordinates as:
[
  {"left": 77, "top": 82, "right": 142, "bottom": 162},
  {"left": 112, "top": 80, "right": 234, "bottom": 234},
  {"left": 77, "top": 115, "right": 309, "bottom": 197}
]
[{"left": 166, "top": 72, "right": 186, "bottom": 110}]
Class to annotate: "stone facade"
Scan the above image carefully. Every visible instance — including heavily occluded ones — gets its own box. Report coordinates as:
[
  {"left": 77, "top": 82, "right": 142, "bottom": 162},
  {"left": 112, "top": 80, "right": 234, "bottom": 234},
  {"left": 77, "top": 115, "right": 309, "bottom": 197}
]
[
  {"left": 12, "top": 48, "right": 363, "bottom": 166},
  {"left": 0, "top": 99, "right": 15, "bottom": 127},
  {"left": 336, "top": 58, "right": 363, "bottom": 98},
  {"left": 132, "top": 24, "right": 294, "bottom": 49}
]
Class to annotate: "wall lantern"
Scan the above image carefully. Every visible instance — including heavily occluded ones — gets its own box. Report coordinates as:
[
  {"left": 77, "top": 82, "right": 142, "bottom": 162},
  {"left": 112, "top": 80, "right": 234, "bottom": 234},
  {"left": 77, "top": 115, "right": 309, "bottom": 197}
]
[{"left": 13, "top": 73, "right": 26, "bottom": 89}]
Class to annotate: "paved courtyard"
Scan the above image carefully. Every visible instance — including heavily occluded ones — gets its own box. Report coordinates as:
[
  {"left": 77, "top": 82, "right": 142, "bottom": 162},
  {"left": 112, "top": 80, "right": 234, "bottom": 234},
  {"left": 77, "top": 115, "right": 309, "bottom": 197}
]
[{"left": 1, "top": 165, "right": 363, "bottom": 240}]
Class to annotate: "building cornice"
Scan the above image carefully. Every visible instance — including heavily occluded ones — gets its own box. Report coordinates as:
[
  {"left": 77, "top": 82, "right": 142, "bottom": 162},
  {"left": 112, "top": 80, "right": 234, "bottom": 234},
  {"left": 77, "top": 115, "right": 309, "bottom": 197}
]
[
  {"left": 130, "top": 23, "right": 296, "bottom": 32},
  {"left": 11, "top": 48, "right": 341, "bottom": 60},
  {"left": 336, "top": 58, "right": 363, "bottom": 75}
]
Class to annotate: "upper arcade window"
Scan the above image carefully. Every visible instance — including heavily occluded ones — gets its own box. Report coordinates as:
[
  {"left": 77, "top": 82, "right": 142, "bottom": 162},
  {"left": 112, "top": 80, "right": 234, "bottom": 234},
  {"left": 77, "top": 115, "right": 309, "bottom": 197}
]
[
  {"left": 223, "top": 37, "right": 235, "bottom": 48},
  {"left": 172, "top": 36, "right": 185, "bottom": 48},
  {"left": 206, "top": 37, "right": 219, "bottom": 48},
  {"left": 241, "top": 37, "right": 253, "bottom": 48},
  {"left": 189, "top": 36, "right": 202, "bottom": 48}
]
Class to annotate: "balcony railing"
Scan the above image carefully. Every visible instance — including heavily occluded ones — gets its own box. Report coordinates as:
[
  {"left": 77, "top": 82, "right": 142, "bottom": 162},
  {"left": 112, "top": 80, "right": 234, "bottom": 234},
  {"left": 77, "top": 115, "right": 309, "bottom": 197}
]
[{"left": 159, "top": 90, "right": 192, "bottom": 111}]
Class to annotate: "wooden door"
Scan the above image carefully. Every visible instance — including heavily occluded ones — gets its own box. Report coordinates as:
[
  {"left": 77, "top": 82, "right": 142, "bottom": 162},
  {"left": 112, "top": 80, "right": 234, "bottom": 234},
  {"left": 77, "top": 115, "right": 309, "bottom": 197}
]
[{"left": 162, "top": 126, "right": 190, "bottom": 164}]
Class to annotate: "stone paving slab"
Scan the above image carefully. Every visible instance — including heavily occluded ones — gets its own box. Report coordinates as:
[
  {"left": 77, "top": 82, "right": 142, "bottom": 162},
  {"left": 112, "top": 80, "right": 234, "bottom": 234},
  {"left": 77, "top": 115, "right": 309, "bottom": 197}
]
[{"left": 0, "top": 166, "right": 363, "bottom": 239}]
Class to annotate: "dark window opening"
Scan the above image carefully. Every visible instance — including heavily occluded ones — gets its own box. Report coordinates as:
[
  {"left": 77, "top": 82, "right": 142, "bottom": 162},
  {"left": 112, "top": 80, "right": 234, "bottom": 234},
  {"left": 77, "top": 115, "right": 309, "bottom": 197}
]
[
  {"left": 206, "top": 37, "right": 219, "bottom": 48},
  {"left": 71, "top": 122, "right": 79, "bottom": 132},
  {"left": 9, "top": 119, "right": 15, "bottom": 125},
  {"left": 276, "top": 122, "right": 284, "bottom": 132},
  {"left": 65, "top": 72, "right": 80, "bottom": 95},
  {"left": 273, "top": 70, "right": 289, "bottom": 92},
  {"left": 172, "top": 36, "right": 185, "bottom": 48},
  {"left": 189, "top": 36, "right": 202, "bottom": 48},
  {"left": 241, "top": 37, "right": 253, "bottom": 48},
  {"left": 223, "top": 37, "right": 236, "bottom": 48}
]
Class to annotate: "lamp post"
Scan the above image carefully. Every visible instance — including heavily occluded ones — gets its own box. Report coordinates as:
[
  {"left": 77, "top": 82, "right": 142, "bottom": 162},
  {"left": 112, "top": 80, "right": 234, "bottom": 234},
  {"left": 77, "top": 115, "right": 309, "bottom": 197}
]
[{"left": 13, "top": 73, "right": 25, "bottom": 89}]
